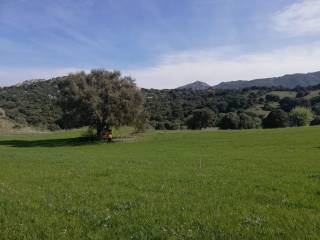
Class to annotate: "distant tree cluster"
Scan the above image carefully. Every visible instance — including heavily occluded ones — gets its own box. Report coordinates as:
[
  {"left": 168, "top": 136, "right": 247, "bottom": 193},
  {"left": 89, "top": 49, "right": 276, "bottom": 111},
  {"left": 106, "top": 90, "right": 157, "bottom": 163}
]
[
  {"left": 217, "top": 112, "right": 261, "bottom": 130},
  {"left": 143, "top": 88, "right": 257, "bottom": 130},
  {"left": 143, "top": 85, "right": 320, "bottom": 130}
]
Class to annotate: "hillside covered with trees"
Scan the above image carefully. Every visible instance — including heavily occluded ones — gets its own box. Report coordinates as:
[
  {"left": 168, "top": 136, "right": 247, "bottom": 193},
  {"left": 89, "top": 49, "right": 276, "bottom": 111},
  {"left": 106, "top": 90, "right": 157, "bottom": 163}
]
[{"left": 1, "top": 71, "right": 320, "bottom": 132}]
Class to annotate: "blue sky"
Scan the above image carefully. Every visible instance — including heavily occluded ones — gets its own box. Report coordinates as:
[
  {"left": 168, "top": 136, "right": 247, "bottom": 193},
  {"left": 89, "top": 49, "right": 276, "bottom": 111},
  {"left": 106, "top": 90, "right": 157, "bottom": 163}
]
[{"left": 1, "top": 0, "right": 320, "bottom": 88}]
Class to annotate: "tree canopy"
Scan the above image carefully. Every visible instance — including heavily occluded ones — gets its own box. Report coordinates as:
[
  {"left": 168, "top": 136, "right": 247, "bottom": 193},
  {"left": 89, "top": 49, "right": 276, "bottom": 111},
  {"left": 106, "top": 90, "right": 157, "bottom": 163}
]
[{"left": 58, "top": 70, "right": 144, "bottom": 138}]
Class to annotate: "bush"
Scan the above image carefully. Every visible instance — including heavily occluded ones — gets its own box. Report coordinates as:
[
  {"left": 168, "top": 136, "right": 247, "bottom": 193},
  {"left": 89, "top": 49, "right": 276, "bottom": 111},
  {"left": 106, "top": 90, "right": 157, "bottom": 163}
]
[
  {"left": 238, "top": 112, "right": 261, "bottom": 129},
  {"left": 280, "top": 97, "right": 310, "bottom": 112},
  {"left": 289, "top": 107, "right": 314, "bottom": 127},
  {"left": 47, "top": 124, "right": 61, "bottom": 131},
  {"left": 312, "top": 103, "right": 320, "bottom": 115},
  {"left": 265, "top": 94, "right": 280, "bottom": 102},
  {"left": 186, "top": 109, "right": 215, "bottom": 130},
  {"left": 296, "top": 89, "right": 309, "bottom": 98},
  {"left": 217, "top": 112, "right": 240, "bottom": 129},
  {"left": 311, "top": 116, "right": 320, "bottom": 126},
  {"left": 164, "top": 121, "right": 180, "bottom": 130},
  {"left": 263, "top": 110, "right": 289, "bottom": 129},
  {"left": 154, "top": 121, "right": 180, "bottom": 130}
]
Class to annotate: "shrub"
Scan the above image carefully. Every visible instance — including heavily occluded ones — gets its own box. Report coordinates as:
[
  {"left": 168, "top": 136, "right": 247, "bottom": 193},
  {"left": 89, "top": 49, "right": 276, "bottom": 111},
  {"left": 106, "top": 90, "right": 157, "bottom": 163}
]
[
  {"left": 153, "top": 121, "right": 180, "bottom": 130},
  {"left": 217, "top": 112, "right": 240, "bottom": 130},
  {"left": 263, "top": 110, "right": 289, "bottom": 129},
  {"left": 186, "top": 109, "right": 215, "bottom": 130},
  {"left": 289, "top": 107, "right": 314, "bottom": 127},
  {"left": 265, "top": 94, "right": 280, "bottom": 102},
  {"left": 312, "top": 103, "right": 320, "bottom": 115},
  {"left": 311, "top": 116, "right": 320, "bottom": 126},
  {"left": 280, "top": 97, "right": 310, "bottom": 112},
  {"left": 164, "top": 121, "right": 180, "bottom": 130},
  {"left": 47, "top": 124, "right": 61, "bottom": 131},
  {"left": 238, "top": 112, "right": 261, "bottom": 129}
]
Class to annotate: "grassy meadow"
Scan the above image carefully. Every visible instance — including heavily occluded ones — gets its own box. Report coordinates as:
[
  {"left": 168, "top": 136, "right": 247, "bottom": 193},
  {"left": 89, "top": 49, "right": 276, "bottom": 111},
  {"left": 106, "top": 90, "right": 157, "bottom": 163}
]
[{"left": 0, "top": 127, "right": 320, "bottom": 239}]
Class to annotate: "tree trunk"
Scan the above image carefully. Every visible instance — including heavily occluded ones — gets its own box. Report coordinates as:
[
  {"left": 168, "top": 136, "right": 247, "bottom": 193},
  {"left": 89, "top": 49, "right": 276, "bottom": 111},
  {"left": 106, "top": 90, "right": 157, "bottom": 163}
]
[{"left": 96, "top": 121, "right": 106, "bottom": 140}]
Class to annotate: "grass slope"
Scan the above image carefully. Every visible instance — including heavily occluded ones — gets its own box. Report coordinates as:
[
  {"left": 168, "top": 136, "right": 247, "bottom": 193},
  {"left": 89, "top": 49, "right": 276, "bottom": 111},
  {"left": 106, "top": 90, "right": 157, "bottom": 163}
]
[
  {"left": 0, "top": 128, "right": 320, "bottom": 239},
  {"left": 269, "top": 91, "right": 297, "bottom": 99},
  {"left": 0, "top": 118, "right": 37, "bottom": 134}
]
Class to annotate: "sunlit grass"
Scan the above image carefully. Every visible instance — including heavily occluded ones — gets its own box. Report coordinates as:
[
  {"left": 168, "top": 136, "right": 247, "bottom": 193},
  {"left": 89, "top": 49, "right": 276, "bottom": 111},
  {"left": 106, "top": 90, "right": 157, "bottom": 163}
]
[{"left": 0, "top": 127, "right": 320, "bottom": 239}]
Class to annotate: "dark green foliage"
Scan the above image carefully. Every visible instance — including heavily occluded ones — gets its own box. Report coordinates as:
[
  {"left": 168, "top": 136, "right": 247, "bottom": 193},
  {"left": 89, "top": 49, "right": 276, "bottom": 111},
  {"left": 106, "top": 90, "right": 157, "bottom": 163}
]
[
  {"left": 311, "top": 97, "right": 320, "bottom": 115},
  {"left": 217, "top": 112, "right": 261, "bottom": 130},
  {"left": 296, "top": 89, "right": 309, "bottom": 98},
  {"left": 238, "top": 112, "right": 261, "bottom": 129},
  {"left": 280, "top": 97, "right": 310, "bottom": 112},
  {"left": 257, "top": 97, "right": 265, "bottom": 104},
  {"left": 0, "top": 80, "right": 62, "bottom": 129},
  {"left": 280, "top": 97, "right": 298, "bottom": 112},
  {"left": 265, "top": 94, "right": 280, "bottom": 102},
  {"left": 263, "top": 110, "right": 289, "bottom": 128},
  {"left": 311, "top": 116, "right": 320, "bottom": 126},
  {"left": 186, "top": 109, "right": 215, "bottom": 130},
  {"left": 144, "top": 88, "right": 257, "bottom": 130},
  {"left": 217, "top": 112, "right": 240, "bottom": 129},
  {"left": 311, "top": 103, "right": 320, "bottom": 115}
]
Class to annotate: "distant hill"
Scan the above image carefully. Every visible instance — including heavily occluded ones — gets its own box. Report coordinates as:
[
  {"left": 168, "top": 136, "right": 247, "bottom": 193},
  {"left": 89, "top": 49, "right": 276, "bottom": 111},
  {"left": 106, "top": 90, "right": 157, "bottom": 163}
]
[
  {"left": 214, "top": 71, "right": 320, "bottom": 89},
  {"left": 15, "top": 79, "right": 46, "bottom": 87},
  {"left": 177, "top": 81, "right": 211, "bottom": 90}
]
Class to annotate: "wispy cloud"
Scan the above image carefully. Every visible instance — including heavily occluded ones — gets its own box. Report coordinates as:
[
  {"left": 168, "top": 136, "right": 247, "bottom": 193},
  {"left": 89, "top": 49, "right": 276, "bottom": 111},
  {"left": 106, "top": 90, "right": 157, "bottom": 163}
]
[
  {"left": 273, "top": 0, "right": 320, "bottom": 36},
  {"left": 127, "top": 43, "right": 320, "bottom": 89}
]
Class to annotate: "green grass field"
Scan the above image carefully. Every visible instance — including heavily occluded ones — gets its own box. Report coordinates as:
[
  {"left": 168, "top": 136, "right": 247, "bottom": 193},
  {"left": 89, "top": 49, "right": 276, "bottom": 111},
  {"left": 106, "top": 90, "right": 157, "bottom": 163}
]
[
  {"left": 305, "top": 90, "right": 320, "bottom": 100},
  {"left": 1, "top": 127, "right": 320, "bottom": 239}
]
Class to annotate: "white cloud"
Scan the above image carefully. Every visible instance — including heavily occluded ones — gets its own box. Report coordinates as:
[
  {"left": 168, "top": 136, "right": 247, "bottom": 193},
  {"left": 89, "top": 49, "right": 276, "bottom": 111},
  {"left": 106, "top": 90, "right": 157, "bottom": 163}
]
[
  {"left": 127, "top": 43, "right": 320, "bottom": 89},
  {"left": 273, "top": 0, "right": 320, "bottom": 36},
  {"left": 2, "top": 43, "right": 320, "bottom": 90}
]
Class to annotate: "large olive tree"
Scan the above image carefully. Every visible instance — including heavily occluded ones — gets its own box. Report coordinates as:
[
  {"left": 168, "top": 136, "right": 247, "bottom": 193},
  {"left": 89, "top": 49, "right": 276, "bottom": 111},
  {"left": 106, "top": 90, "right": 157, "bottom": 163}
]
[{"left": 58, "top": 69, "right": 144, "bottom": 139}]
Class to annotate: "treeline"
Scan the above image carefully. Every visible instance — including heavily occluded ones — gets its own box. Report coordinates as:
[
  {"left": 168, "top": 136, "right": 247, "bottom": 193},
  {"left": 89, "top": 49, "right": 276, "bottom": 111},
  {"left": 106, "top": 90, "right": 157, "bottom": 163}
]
[
  {"left": 1, "top": 74, "right": 320, "bottom": 131},
  {"left": 0, "top": 79, "right": 62, "bottom": 130},
  {"left": 143, "top": 85, "right": 320, "bottom": 130}
]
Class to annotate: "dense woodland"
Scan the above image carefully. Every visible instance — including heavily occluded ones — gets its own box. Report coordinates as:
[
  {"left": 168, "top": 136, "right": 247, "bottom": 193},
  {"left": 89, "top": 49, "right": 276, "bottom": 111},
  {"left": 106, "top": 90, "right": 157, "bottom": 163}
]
[{"left": 1, "top": 75, "right": 320, "bottom": 131}]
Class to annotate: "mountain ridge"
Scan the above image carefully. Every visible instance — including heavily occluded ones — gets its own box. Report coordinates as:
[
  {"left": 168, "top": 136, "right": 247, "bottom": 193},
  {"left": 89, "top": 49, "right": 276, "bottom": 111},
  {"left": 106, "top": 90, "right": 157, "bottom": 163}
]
[
  {"left": 176, "top": 81, "right": 211, "bottom": 90},
  {"left": 213, "top": 71, "right": 320, "bottom": 89},
  {"left": 176, "top": 71, "right": 320, "bottom": 90}
]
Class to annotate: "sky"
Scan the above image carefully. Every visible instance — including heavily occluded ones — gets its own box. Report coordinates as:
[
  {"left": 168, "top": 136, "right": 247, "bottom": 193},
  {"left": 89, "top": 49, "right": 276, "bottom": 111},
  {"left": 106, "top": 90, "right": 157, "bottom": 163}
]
[{"left": 1, "top": 0, "right": 320, "bottom": 89}]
